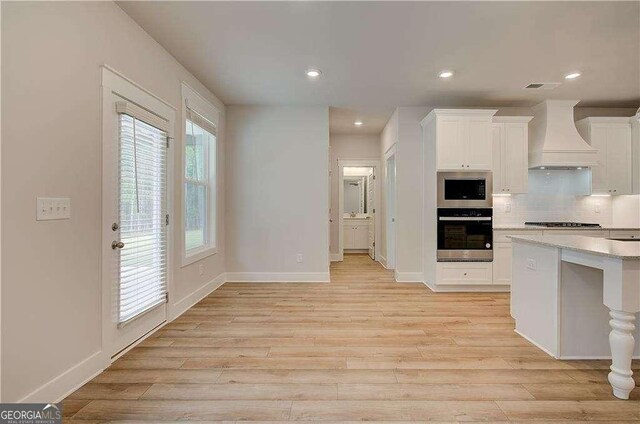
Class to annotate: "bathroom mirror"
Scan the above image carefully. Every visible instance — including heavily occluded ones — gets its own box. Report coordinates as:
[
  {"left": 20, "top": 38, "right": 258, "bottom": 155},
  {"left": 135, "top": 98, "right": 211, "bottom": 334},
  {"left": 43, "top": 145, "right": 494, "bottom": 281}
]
[{"left": 344, "top": 176, "right": 368, "bottom": 215}]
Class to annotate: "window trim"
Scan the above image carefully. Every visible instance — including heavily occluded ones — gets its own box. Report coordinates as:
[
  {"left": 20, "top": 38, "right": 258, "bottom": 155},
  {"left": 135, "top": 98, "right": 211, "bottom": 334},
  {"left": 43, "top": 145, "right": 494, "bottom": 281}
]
[{"left": 181, "top": 82, "right": 219, "bottom": 267}]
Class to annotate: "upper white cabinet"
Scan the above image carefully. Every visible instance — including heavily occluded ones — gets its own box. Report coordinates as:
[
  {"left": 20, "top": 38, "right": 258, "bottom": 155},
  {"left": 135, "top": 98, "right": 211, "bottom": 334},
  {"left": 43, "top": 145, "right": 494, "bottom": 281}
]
[
  {"left": 492, "top": 117, "right": 533, "bottom": 194},
  {"left": 576, "top": 117, "right": 632, "bottom": 195},
  {"left": 424, "top": 110, "right": 497, "bottom": 171}
]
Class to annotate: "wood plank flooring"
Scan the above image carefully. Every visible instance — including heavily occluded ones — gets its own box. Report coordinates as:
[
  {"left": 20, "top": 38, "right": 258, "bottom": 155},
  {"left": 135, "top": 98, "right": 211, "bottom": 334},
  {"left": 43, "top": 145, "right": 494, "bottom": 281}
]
[{"left": 63, "top": 253, "right": 640, "bottom": 422}]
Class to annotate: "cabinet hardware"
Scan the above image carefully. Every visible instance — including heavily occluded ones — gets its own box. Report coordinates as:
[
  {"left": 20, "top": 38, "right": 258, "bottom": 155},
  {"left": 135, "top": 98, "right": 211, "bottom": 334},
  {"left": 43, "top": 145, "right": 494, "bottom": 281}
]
[{"left": 112, "top": 241, "right": 125, "bottom": 249}]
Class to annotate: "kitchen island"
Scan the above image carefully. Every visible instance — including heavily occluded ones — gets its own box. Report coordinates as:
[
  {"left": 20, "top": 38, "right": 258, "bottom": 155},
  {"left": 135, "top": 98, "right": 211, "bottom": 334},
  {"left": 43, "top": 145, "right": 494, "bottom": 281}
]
[{"left": 510, "top": 235, "right": 640, "bottom": 399}]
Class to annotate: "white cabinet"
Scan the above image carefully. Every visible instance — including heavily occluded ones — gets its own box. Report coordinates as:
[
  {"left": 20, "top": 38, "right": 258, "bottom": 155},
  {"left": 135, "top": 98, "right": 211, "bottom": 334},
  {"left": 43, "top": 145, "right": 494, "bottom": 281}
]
[
  {"left": 436, "top": 262, "right": 493, "bottom": 285},
  {"left": 493, "top": 243, "right": 513, "bottom": 285},
  {"left": 430, "top": 110, "right": 497, "bottom": 171},
  {"left": 543, "top": 229, "right": 609, "bottom": 238},
  {"left": 608, "top": 230, "right": 640, "bottom": 240},
  {"left": 343, "top": 219, "right": 369, "bottom": 249},
  {"left": 492, "top": 229, "right": 543, "bottom": 286},
  {"left": 576, "top": 118, "right": 632, "bottom": 195},
  {"left": 492, "top": 117, "right": 532, "bottom": 194}
]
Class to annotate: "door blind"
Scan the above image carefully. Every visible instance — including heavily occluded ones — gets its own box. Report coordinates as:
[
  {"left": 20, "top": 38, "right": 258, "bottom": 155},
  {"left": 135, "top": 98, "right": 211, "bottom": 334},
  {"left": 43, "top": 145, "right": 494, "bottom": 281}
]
[{"left": 117, "top": 111, "right": 168, "bottom": 325}]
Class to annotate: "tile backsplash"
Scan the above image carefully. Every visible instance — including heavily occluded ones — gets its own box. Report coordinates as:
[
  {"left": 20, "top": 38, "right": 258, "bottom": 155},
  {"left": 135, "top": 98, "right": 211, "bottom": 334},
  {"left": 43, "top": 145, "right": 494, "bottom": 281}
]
[{"left": 493, "top": 194, "right": 613, "bottom": 226}]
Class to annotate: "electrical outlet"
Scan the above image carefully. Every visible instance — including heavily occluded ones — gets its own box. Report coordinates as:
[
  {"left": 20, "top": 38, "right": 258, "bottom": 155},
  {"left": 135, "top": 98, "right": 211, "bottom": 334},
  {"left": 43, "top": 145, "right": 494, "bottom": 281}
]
[
  {"left": 296, "top": 254, "right": 303, "bottom": 263},
  {"left": 594, "top": 201, "right": 601, "bottom": 214},
  {"left": 526, "top": 258, "right": 537, "bottom": 271},
  {"left": 37, "top": 197, "right": 71, "bottom": 221},
  {"left": 198, "top": 263, "right": 204, "bottom": 276},
  {"left": 504, "top": 201, "right": 512, "bottom": 213}
]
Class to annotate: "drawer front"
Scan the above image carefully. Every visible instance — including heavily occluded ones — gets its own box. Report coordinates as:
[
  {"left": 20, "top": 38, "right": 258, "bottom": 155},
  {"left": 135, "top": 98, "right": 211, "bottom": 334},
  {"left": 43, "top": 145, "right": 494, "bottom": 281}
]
[
  {"left": 437, "top": 262, "right": 493, "bottom": 285},
  {"left": 494, "top": 229, "right": 543, "bottom": 243},
  {"left": 609, "top": 230, "right": 640, "bottom": 240},
  {"left": 542, "top": 229, "right": 609, "bottom": 238}
]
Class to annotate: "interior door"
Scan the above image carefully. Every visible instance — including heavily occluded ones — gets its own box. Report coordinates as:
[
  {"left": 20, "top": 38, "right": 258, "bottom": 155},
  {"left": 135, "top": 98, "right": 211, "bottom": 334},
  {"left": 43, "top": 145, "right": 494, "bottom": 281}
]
[
  {"left": 102, "top": 84, "right": 171, "bottom": 358},
  {"left": 367, "top": 169, "right": 375, "bottom": 259}
]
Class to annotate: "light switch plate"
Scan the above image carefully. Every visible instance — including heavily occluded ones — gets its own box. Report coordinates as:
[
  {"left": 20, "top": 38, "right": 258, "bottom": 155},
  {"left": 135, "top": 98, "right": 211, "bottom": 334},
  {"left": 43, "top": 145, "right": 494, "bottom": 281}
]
[
  {"left": 526, "top": 258, "right": 537, "bottom": 271},
  {"left": 37, "top": 197, "right": 71, "bottom": 221}
]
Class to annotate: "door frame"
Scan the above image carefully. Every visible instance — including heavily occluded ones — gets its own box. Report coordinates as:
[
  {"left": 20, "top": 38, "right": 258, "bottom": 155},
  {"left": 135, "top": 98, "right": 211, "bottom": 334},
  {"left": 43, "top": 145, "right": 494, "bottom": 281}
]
[
  {"left": 384, "top": 144, "right": 397, "bottom": 269},
  {"left": 337, "top": 159, "right": 381, "bottom": 262},
  {"left": 100, "top": 65, "right": 176, "bottom": 360}
]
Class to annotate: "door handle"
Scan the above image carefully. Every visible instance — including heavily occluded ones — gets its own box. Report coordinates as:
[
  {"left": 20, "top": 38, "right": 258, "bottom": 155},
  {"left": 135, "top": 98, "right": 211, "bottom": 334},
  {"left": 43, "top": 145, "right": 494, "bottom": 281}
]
[{"left": 112, "top": 241, "right": 125, "bottom": 250}]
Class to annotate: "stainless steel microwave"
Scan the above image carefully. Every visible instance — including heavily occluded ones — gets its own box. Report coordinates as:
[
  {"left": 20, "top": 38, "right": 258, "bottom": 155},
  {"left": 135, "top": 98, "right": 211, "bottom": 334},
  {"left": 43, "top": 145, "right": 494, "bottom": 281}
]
[{"left": 437, "top": 172, "right": 493, "bottom": 208}]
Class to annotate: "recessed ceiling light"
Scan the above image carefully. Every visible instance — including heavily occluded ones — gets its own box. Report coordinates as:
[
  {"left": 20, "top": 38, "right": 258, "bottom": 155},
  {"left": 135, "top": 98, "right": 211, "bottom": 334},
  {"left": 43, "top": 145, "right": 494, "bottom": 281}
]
[
  {"left": 306, "top": 69, "right": 321, "bottom": 78},
  {"left": 439, "top": 70, "right": 454, "bottom": 78},
  {"left": 354, "top": 121, "right": 363, "bottom": 126},
  {"left": 565, "top": 72, "right": 581, "bottom": 80}
]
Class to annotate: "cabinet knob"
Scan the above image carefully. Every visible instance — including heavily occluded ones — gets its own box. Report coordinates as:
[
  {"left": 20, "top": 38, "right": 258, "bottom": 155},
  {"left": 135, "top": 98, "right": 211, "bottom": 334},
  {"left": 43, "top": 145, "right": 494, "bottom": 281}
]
[
  {"left": 462, "top": 164, "right": 465, "bottom": 168},
  {"left": 613, "top": 190, "right": 617, "bottom": 193},
  {"left": 463, "top": 272, "right": 468, "bottom": 276}
]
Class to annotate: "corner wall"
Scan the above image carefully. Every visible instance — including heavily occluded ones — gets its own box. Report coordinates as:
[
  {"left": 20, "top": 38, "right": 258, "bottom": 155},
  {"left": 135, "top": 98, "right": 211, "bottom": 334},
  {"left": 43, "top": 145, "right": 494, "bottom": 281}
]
[
  {"left": 1, "top": 1, "right": 226, "bottom": 401},
  {"left": 225, "top": 106, "right": 330, "bottom": 281}
]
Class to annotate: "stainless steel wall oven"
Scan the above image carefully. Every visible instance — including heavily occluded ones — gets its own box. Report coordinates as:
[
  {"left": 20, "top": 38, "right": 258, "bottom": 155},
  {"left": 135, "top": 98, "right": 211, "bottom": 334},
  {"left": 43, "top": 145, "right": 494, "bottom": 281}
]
[{"left": 437, "top": 208, "right": 493, "bottom": 261}]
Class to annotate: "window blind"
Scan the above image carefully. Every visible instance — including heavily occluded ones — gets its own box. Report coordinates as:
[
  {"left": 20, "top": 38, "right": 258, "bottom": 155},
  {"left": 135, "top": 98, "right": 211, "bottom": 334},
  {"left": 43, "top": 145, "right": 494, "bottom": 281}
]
[
  {"left": 185, "top": 102, "right": 217, "bottom": 136},
  {"left": 117, "top": 110, "right": 168, "bottom": 326}
]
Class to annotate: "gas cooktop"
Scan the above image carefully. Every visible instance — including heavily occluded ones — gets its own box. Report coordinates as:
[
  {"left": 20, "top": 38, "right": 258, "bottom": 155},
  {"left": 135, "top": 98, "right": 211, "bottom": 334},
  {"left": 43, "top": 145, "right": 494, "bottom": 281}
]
[{"left": 524, "top": 221, "right": 602, "bottom": 228}]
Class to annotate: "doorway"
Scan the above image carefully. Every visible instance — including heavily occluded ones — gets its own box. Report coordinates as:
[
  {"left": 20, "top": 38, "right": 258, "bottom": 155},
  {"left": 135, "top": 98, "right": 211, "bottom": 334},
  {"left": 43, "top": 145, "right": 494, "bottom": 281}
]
[
  {"left": 101, "top": 67, "right": 174, "bottom": 359},
  {"left": 385, "top": 145, "right": 397, "bottom": 269},
  {"left": 338, "top": 160, "right": 381, "bottom": 262}
]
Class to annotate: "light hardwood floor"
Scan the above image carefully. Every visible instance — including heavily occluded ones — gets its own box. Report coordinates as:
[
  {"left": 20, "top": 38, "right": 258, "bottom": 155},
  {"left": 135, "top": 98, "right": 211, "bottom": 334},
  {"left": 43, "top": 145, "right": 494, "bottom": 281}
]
[{"left": 63, "top": 253, "right": 640, "bottom": 422}]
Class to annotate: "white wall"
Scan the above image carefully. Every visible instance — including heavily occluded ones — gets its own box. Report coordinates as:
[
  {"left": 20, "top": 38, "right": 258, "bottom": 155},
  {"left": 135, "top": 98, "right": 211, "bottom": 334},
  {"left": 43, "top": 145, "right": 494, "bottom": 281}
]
[
  {"left": 1, "top": 1, "right": 226, "bottom": 402},
  {"left": 226, "top": 106, "right": 330, "bottom": 281},
  {"left": 329, "top": 134, "right": 380, "bottom": 255}
]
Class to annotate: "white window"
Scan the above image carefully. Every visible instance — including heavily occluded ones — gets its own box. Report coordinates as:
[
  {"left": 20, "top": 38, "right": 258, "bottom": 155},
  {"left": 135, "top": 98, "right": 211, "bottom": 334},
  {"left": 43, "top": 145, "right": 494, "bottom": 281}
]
[{"left": 182, "top": 83, "right": 219, "bottom": 265}]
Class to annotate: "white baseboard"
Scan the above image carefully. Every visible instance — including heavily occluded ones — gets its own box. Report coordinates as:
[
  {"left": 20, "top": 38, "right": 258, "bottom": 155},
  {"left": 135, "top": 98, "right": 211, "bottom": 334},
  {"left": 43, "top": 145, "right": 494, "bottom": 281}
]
[
  {"left": 18, "top": 350, "right": 106, "bottom": 403},
  {"left": 395, "top": 271, "right": 424, "bottom": 283},
  {"left": 226, "top": 272, "right": 330, "bottom": 282},
  {"left": 378, "top": 255, "right": 387, "bottom": 268},
  {"left": 169, "top": 272, "right": 227, "bottom": 321},
  {"left": 17, "top": 274, "right": 227, "bottom": 404},
  {"left": 330, "top": 253, "right": 342, "bottom": 262}
]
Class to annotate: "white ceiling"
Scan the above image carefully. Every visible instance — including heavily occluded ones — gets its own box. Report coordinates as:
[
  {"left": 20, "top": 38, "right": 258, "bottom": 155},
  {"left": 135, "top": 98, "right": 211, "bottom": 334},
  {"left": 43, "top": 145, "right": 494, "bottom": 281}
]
[{"left": 119, "top": 1, "right": 639, "bottom": 135}]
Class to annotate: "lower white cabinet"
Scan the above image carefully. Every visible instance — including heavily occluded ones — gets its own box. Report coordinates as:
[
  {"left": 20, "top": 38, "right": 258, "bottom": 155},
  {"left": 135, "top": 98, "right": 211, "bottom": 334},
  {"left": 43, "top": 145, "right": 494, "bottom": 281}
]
[
  {"left": 493, "top": 243, "right": 513, "bottom": 285},
  {"left": 436, "top": 262, "right": 493, "bottom": 285},
  {"left": 609, "top": 230, "right": 640, "bottom": 239},
  {"left": 344, "top": 220, "right": 369, "bottom": 249}
]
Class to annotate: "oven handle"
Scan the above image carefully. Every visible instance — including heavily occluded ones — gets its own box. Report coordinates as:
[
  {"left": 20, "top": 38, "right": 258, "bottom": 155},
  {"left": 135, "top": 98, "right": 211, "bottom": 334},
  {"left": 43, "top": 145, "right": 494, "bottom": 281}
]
[{"left": 438, "top": 217, "right": 492, "bottom": 221}]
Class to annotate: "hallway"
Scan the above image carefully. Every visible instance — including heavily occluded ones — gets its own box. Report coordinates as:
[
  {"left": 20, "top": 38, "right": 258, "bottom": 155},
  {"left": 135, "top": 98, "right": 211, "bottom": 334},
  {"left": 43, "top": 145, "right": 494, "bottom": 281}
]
[{"left": 62, "top": 255, "right": 639, "bottom": 421}]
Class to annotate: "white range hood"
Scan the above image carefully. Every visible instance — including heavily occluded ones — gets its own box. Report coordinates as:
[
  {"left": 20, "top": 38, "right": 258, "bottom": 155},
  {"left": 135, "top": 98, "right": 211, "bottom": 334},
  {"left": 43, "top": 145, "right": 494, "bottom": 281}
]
[{"left": 528, "top": 100, "right": 598, "bottom": 169}]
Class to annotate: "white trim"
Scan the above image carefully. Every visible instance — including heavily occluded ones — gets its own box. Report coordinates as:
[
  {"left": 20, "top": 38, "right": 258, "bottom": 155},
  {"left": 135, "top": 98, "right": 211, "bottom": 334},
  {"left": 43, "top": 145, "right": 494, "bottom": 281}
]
[
  {"left": 169, "top": 273, "right": 226, "bottom": 321},
  {"left": 330, "top": 253, "right": 342, "bottom": 262},
  {"left": 18, "top": 351, "right": 106, "bottom": 403},
  {"left": 378, "top": 255, "right": 388, "bottom": 268},
  {"left": 383, "top": 144, "right": 397, "bottom": 270},
  {"left": 337, "top": 159, "right": 381, "bottom": 262},
  {"left": 493, "top": 116, "right": 533, "bottom": 124},
  {"left": 226, "top": 272, "right": 330, "bottom": 283},
  {"left": 395, "top": 271, "right": 424, "bottom": 283},
  {"left": 181, "top": 82, "right": 219, "bottom": 267}
]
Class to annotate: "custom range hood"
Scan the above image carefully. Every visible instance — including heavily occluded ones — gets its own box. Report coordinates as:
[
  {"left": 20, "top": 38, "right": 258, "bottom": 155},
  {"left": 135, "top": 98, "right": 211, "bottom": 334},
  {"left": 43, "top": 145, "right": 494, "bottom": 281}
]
[{"left": 528, "top": 100, "right": 597, "bottom": 169}]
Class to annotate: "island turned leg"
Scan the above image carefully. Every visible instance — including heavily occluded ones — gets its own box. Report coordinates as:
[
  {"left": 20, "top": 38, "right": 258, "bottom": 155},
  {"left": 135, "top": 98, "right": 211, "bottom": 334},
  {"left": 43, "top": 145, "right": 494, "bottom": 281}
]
[{"left": 608, "top": 310, "right": 637, "bottom": 399}]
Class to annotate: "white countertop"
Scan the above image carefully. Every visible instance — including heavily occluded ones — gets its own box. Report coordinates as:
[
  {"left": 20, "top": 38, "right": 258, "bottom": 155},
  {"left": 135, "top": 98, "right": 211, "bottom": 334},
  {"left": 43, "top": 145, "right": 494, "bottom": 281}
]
[
  {"left": 494, "top": 224, "right": 640, "bottom": 231},
  {"left": 510, "top": 235, "right": 640, "bottom": 260}
]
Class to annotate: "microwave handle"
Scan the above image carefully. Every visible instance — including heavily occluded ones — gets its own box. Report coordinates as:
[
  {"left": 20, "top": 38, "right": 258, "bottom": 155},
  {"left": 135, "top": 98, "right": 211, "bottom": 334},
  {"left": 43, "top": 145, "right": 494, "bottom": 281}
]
[{"left": 438, "top": 217, "right": 492, "bottom": 221}]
